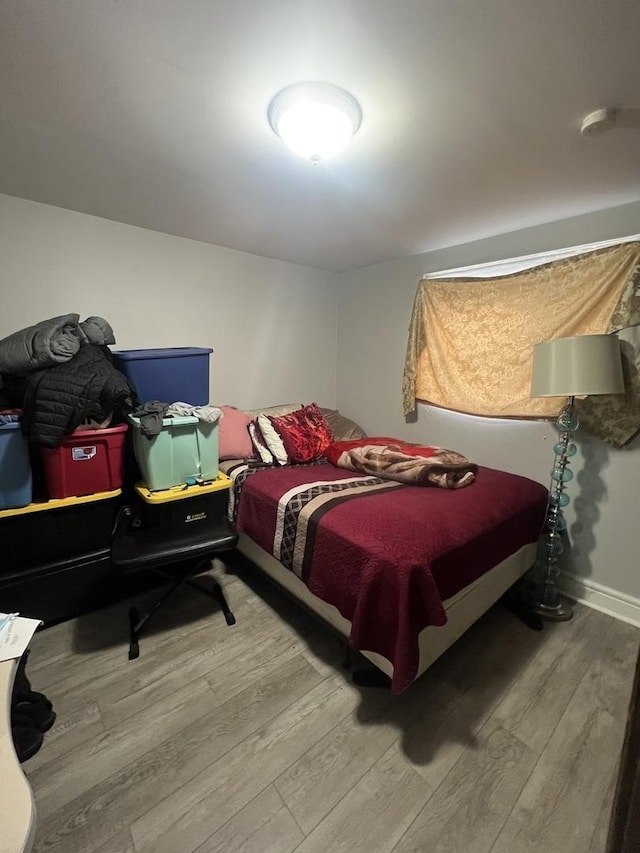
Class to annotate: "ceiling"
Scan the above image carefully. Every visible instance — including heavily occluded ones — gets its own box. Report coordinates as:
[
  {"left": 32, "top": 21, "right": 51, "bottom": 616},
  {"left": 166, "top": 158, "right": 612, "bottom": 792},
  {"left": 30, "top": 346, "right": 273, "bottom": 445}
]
[{"left": 1, "top": 0, "right": 639, "bottom": 272}]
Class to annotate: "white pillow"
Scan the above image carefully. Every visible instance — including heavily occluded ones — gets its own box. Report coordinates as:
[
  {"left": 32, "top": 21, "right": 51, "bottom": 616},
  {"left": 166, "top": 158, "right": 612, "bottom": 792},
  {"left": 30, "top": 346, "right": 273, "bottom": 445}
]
[
  {"left": 257, "top": 414, "right": 288, "bottom": 465},
  {"left": 248, "top": 421, "right": 273, "bottom": 464}
]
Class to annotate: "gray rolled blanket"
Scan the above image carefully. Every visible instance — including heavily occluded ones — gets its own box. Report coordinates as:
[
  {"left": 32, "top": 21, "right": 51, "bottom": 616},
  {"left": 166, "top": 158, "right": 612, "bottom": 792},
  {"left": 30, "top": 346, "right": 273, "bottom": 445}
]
[
  {"left": 79, "top": 316, "right": 116, "bottom": 346},
  {"left": 0, "top": 314, "right": 116, "bottom": 383}
]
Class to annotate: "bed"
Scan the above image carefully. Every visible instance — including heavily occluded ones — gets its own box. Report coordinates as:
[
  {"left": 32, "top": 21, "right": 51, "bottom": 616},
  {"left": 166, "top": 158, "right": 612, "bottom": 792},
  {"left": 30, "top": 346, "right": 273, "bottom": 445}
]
[{"left": 219, "top": 454, "right": 548, "bottom": 693}]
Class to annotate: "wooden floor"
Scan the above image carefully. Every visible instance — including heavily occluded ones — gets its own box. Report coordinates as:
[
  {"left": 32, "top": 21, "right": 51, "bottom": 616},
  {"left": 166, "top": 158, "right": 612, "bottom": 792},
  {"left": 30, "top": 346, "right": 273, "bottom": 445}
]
[{"left": 24, "top": 558, "right": 639, "bottom": 853}]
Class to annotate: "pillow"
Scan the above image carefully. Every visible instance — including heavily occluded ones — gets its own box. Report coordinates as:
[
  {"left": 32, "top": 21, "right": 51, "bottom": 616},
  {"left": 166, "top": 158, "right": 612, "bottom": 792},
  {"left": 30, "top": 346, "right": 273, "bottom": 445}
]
[
  {"left": 248, "top": 420, "right": 274, "bottom": 464},
  {"left": 319, "top": 408, "right": 367, "bottom": 441},
  {"left": 217, "top": 405, "right": 255, "bottom": 460},
  {"left": 268, "top": 403, "right": 333, "bottom": 464},
  {"left": 245, "top": 403, "right": 302, "bottom": 418},
  {"left": 257, "top": 414, "right": 288, "bottom": 465}
]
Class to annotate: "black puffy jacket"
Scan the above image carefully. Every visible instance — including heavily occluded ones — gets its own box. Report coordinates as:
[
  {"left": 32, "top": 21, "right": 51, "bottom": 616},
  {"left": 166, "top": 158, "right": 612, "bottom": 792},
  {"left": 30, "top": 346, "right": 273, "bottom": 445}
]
[{"left": 21, "top": 345, "right": 136, "bottom": 447}]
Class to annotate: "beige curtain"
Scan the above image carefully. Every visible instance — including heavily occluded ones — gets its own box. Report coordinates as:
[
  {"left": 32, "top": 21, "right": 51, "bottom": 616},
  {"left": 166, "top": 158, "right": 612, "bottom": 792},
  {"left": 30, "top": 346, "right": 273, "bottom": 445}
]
[
  {"left": 403, "top": 242, "right": 640, "bottom": 435},
  {"left": 575, "top": 326, "right": 640, "bottom": 447}
]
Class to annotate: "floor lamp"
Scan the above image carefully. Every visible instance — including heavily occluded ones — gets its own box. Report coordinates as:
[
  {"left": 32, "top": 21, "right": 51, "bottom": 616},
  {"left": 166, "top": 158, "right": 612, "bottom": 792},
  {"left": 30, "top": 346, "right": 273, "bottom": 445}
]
[{"left": 530, "top": 334, "right": 625, "bottom": 621}]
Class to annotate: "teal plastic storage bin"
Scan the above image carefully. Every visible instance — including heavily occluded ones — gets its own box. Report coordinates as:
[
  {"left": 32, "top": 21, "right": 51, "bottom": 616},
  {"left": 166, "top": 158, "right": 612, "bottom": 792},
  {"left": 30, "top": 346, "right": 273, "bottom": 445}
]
[
  {"left": 128, "top": 415, "right": 219, "bottom": 491},
  {"left": 0, "top": 422, "right": 33, "bottom": 510}
]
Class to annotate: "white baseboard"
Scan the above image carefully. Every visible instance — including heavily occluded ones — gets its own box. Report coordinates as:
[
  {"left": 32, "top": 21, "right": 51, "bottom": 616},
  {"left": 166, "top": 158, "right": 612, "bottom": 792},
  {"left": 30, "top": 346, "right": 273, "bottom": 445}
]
[{"left": 560, "top": 572, "right": 640, "bottom": 628}]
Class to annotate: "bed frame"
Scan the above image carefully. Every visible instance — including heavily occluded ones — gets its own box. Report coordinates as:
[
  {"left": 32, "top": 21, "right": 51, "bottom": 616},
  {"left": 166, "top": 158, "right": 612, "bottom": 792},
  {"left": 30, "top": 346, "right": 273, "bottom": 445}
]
[{"left": 236, "top": 532, "right": 537, "bottom": 685}]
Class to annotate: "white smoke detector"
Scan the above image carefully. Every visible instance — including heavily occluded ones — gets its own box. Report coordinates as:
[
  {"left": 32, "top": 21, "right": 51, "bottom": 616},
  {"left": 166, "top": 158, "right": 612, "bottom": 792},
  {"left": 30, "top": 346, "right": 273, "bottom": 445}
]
[{"left": 580, "top": 108, "right": 617, "bottom": 136}]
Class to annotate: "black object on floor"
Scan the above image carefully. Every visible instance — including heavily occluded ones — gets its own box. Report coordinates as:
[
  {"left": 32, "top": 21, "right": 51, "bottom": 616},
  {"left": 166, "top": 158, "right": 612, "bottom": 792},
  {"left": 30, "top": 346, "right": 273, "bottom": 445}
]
[
  {"left": 112, "top": 507, "right": 238, "bottom": 660},
  {"left": 12, "top": 693, "right": 56, "bottom": 733},
  {"left": 11, "top": 711, "right": 44, "bottom": 763},
  {"left": 11, "top": 649, "right": 56, "bottom": 761}
]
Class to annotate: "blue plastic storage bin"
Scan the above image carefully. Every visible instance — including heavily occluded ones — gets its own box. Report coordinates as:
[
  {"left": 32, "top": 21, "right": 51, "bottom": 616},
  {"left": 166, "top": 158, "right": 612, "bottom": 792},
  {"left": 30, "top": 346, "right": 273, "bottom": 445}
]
[
  {"left": 0, "top": 422, "right": 33, "bottom": 510},
  {"left": 113, "top": 347, "right": 213, "bottom": 405}
]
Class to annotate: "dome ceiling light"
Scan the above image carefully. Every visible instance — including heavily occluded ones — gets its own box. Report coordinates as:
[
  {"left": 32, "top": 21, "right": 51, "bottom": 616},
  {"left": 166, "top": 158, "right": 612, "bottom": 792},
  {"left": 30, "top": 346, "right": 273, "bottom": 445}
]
[{"left": 268, "top": 82, "right": 362, "bottom": 163}]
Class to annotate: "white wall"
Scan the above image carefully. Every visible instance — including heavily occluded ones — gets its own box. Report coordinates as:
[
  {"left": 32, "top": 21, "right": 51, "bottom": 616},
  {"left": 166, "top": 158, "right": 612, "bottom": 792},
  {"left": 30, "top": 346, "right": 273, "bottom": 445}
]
[
  {"left": 336, "top": 200, "right": 640, "bottom": 620},
  {"left": 0, "top": 194, "right": 338, "bottom": 410},
  {"left": 3, "top": 191, "right": 639, "bottom": 621}
]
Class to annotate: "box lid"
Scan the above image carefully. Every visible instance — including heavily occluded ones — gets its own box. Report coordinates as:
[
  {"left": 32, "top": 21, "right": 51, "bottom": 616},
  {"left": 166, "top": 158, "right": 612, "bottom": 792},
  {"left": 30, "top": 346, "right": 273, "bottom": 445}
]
[
  {"left": 0, "top": 489, "right": 122, "bottom": 519},
  {"left": 134, "top": 474, "right": 231, "bottom": 503},
  {"left": 127, "top": 415, "right": 199, "bottom": 428},
  {"left": 113, "top": 347, "right": 213, "bottom": 361}
]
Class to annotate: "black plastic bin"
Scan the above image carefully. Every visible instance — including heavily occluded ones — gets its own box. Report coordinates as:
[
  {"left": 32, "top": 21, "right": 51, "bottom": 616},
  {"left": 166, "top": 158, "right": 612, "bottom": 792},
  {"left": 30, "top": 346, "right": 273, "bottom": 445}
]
[
  {"left": 0, "top": 494, "right": 122, "bottom": 574},
  {"left": 0, "top": 549, "right": 113, "bottom": 624}
]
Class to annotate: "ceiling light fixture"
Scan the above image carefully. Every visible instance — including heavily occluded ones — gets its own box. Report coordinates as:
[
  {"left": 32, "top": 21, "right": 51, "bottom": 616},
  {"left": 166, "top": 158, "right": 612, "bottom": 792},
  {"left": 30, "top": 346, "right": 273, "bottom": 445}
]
[{"left": 268, "top": 82, "right": 362, "bottom": 163}]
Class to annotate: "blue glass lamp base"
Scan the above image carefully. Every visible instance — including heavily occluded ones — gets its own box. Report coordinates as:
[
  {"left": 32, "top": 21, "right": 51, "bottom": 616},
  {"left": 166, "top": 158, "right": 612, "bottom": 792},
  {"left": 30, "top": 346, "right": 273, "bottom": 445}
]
[
  {"left": 529, "top": 595, "right": 574, "bottom": 622},
  {"left": 531, "top": 396, "right": 578, "bottom": 624}
]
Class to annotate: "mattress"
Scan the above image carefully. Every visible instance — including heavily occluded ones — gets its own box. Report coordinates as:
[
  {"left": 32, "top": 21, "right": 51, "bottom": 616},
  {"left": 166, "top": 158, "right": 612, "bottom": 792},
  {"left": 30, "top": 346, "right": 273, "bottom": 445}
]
[
  {"left": 237, "top": 532, "right": 537, "bottom": 682},
  {"left": 222, "top": 459, "right": 547, "bottom": 691}
]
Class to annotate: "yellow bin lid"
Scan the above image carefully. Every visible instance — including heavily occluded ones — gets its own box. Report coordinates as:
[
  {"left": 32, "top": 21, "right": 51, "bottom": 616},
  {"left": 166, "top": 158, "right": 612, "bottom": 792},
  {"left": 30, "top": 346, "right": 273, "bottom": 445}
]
[{"left": 134, "top": 473, "right": 232, "bottom": 504}]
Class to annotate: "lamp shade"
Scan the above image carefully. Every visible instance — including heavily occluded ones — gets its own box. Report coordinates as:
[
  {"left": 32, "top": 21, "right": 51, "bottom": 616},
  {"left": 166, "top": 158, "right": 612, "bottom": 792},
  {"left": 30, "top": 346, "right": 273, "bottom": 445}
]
[{"left": 531, "top": 334, "right": 625, "bottom": 397}]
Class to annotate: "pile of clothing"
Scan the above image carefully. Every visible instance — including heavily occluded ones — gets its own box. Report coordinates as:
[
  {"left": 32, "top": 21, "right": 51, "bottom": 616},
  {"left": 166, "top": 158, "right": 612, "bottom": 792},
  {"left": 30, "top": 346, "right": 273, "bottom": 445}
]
[
  {"left": 132, "top": 400, "right": 223, "bottom": 438},
  {"left": 0, "top": 314, "right": 136, "bottom": 447}
]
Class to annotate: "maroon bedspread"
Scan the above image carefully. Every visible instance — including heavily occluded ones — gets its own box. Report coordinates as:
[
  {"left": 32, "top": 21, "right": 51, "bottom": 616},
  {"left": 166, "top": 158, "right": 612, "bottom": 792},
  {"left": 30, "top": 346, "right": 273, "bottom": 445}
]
[{"left": 227, "top": 461, "right": 547, "bottom": 693}]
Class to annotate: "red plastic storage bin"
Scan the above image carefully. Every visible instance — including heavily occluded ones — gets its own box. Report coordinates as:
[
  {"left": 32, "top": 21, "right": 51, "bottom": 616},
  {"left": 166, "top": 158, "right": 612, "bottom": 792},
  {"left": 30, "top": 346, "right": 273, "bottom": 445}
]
[{"left": 40, "top": 424, "right": 128, "bottom": 499}]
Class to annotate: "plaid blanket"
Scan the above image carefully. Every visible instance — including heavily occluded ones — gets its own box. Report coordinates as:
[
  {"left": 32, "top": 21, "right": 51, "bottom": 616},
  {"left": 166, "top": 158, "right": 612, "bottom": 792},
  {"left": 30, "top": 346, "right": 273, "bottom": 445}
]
[{"left": 326, "top": 437, "right": 477, "bottom": 489}]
